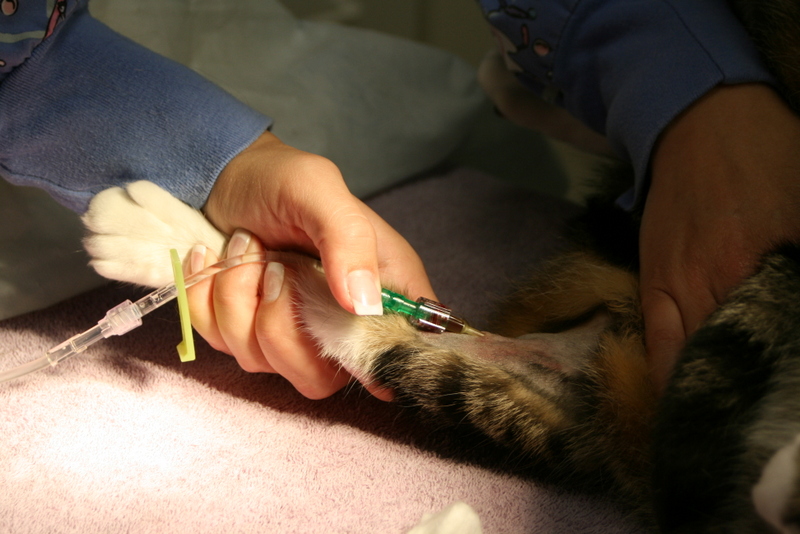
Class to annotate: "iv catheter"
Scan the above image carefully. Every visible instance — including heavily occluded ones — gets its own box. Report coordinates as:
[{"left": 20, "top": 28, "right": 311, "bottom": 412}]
[
  {"left": 0, "top": 251, "right": 480, "bottom": 384},
  {"left": 381, "top": 289, "right": 482, "bottom": 336}
]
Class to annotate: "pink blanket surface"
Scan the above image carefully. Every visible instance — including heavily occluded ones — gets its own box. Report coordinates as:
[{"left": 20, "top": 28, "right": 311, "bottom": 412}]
[{"left": 0, "top": 168, "right": 644, "bottom": 533}]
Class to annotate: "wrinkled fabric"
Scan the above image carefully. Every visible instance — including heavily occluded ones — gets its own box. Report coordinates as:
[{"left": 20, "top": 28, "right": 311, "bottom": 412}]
[
  {"left": 0, "top": 0, "right": 269, "bottom": 212},
  {"left": 476, "top": 0, "right": 775, "bottom": 207}
]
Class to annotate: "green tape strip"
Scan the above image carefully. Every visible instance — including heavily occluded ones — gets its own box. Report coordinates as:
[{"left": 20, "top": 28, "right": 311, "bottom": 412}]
[{"left": 170, "top": 248, "right": 196, "bottom": 362}]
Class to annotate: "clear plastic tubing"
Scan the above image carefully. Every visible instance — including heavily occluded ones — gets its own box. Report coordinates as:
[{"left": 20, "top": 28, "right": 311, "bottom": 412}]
[
  {"left": 0, "top": 251, "right": 310, "bottom": 384},
  {"left": 0, "top": 249, "right": 481, "bottom": 384}
]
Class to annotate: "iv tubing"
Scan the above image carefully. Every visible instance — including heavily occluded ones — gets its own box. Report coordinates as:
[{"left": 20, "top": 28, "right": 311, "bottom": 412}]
[
  {"left": 0, "top": 249, "right": 480, "bottom": 384},
  {"left": 0, "top": 251, "right": 309, "bottom": 384}
]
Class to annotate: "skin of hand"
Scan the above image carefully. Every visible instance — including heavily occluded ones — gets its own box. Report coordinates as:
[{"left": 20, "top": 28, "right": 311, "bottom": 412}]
[
  {"left": 191, "top": 130, "right": 435, "bottom": 400},
  {"left": 641, "top": 83, "right": 800, "bottom": 394}
]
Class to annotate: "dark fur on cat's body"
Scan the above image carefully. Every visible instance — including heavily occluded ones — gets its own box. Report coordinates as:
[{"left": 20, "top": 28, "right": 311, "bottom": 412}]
[
  {"left": 729, "top": 0, "right": 800, "bottom": 111},
  {"left": 651, "top": 2, "right": 800, "bottom": 530},
  {"left": 654, "top": 246, "right": 800, "bottom": 532}
]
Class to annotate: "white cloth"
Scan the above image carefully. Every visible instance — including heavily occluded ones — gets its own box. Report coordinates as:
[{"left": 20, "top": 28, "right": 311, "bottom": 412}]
[{"left": 406, "top": 502, "right": 484, "bottom": 534}]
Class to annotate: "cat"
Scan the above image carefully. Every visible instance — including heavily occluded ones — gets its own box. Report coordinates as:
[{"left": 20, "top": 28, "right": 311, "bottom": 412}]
[
  {"left": 82, "top": 177, "right": 800, "bottom": 533},
  {"left": 82, "top": 179, "right": 659, "bottom": 517},
  {"left": 81, "top": 1, "right": 800, "bottom": 532}
]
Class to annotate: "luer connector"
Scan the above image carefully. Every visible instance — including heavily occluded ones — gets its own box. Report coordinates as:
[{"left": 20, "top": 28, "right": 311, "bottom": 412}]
[{"left": 380, "top": 289, "right": 483, "bottom": 336}]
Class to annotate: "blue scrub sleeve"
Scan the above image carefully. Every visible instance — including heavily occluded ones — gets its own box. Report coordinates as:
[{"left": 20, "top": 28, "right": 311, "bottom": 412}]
[
  {"left": 478, "top": 0, "right": 775, "bottom": 208},
  {"left": 0, "top": 1, "right": 271, "bottom": 213}
]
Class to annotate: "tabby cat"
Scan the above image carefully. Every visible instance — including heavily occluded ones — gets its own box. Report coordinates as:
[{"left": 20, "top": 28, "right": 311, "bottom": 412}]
[{"left": 82, "top": 1, "right": 800, "bottom": 532}]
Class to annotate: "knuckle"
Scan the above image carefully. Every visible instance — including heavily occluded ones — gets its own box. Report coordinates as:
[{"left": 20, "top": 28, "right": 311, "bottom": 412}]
[
  {"left": 215, "top": 266, "right": 263, "bottom": 297},
  {"left": 329, "top": 208, "right": 375, "bottom": 241},
  {"left": 290, "top": 153, "right": 343, "bottom": 189},
  {"left": 254, "top": 320, "right": 284, "bottom": 349}
]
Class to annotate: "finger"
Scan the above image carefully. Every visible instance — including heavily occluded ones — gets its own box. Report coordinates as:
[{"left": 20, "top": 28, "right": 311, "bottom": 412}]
[
  {"left": 362, "top": 382, "right": 395, "bottom": 402},
  {"left": 360, "top": 201, "right": 436, "bottom": 300},
  {"left": 213, "top": 229, "right": 275, "bottom": 373},
  {"left": 255, "top": 264, "right": 351, "bottom": 399},
  {"left": 185, "top": 244, "right": 230, "bottom": 354},
  {"left": 640, "top": 288, "right": 686, "bottom": 396},
  {"left": 302, "top": 182, "right": 383, "bottom": 317}
]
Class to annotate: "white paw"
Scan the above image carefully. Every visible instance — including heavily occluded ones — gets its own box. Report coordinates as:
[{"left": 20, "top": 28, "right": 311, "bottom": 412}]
[
  {"left": 82, "top": 181, "right": 227, "bottom": 287},
  {"left": 753, "top": 433, "right": 800, "bottom": 534}
]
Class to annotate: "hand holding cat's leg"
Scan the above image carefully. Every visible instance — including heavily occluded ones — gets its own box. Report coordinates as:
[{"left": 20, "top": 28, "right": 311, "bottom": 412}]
[
  {"left": 183, "top": 230, "right": 351, "bottom": 398},
  {"left": 640, "top": 83, "right": 800, "bottom": 394},
  {"left": 199, "top": 131, "right": 434, "bottom": 399},
  {"left": 84, "top": 131, "right": 432, "bottom": 399}
]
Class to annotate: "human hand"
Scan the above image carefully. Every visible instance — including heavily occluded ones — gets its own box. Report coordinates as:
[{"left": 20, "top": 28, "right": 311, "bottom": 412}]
[
  {"left": 640, "top": 83, "right": 800, "bottom": 394},
  {"left": 191, "top": 131, "right": 435, "bottom": 399}
]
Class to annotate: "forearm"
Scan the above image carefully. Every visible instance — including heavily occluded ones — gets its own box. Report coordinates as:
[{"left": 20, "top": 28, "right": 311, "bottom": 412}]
[{"left": 0, "top": 1, "right": 270, "bottom": 213}]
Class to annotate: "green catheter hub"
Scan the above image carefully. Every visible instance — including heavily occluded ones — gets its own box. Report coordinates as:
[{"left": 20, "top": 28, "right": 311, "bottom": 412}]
[{"left": 381, "top": 288, "right": 483, "bottom": 336}]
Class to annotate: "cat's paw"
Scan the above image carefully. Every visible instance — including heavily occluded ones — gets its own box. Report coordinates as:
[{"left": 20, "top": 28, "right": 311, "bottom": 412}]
[
  {"left": 753, "top": 433, "right": 800, "bottom": 534},
  {"left": 82, "top": 181, "right": 227, "bottom": 287}
]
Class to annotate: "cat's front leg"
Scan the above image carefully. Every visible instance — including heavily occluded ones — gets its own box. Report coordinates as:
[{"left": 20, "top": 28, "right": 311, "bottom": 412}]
[
  {"left": 296, "top": 262, "right": 597, "bottom": 462},
  {"left": 293, "top": 261, "right": 419, "bottom": 385}
]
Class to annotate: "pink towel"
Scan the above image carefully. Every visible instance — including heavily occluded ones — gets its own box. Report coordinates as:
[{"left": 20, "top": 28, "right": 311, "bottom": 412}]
[{"left": 0, "top": 168, "right": 642, "bottom": 533}]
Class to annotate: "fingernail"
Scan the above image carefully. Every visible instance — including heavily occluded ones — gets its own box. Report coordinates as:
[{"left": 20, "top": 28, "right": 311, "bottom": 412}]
[
  {"left": 347, "top": 270, "right": 383, "bottom": 316},
  {"left": 190, "top": 244, "right": 207, "bottom": 275},
  {"left": 263, "top": 262, "right": 285, "bottom": 303},
  {"left": 226, "top": 228, "right": 252, "bottom": 259}
]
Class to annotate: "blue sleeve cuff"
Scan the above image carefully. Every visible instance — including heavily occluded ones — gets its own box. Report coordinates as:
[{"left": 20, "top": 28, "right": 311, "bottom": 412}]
[
  {"left": 559, "top": 0, "right": 774, "bottom": 208},
  {"left": 478, "top": 0, "right": 776, "bottom": 209},
  {"left": 0, "top": 3, "right": 271, "bottom": 212}
]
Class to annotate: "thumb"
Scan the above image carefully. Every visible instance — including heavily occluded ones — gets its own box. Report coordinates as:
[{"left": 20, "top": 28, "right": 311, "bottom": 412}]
[
  {"left": 311, "top": 199, "right": 383, "bottom": 317},
  {"left": 641, "top": 289, "right": 686, "bottom": 396}
]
